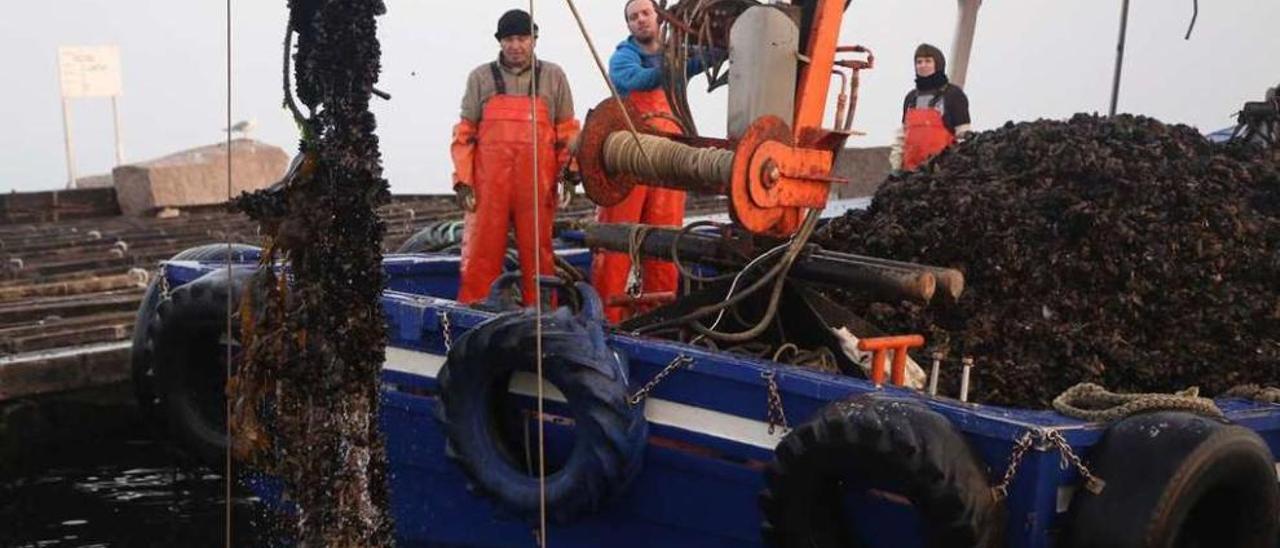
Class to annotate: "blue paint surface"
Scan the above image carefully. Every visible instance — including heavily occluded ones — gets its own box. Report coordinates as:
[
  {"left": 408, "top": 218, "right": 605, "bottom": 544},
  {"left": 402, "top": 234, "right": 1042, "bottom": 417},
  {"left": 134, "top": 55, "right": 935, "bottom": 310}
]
[{"left": 167, "top": 247, "right": 1280, "bottom": 548}]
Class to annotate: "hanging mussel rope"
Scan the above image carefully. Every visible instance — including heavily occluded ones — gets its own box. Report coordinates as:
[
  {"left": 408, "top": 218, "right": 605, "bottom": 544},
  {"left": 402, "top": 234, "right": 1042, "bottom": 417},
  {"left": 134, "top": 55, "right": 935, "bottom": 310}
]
[
  {"left": 229, "top": 0, "right": 395, "bottom": 545},
  {"left": 657, "top": 0, "right": 757, "bottom": 135}
]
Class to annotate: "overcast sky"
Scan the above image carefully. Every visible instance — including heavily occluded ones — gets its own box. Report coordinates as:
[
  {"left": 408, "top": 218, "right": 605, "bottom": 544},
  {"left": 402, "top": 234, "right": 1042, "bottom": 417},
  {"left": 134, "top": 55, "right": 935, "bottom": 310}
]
[{"left": 1, "top": 1, "right": 1276, "bottom": 194}]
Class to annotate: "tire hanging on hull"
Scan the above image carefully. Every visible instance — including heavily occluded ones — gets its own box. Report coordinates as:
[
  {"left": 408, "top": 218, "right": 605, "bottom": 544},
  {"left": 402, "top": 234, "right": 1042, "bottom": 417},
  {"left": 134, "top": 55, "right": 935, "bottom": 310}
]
[
  {"left": 1064, "top": 411, "right": 1280, "bottom": 548},
  {"left": 760, "top": 395, "right": 1005, "bottom": 548},
  {"left": 437, "top": 282, "right": 648, "bottom": 523}
]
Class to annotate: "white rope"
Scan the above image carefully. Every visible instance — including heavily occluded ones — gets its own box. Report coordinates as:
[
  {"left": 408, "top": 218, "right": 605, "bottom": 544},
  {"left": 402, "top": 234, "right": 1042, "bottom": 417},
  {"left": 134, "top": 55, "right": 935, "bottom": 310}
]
[
  {"left": 223, "top": 0, "right": 235, "bottom": 545},
  {"left": 560, "top": 0, "right": 660, "bottom": 175},
  {"left": 528, "top": 2, "right": 549, "bottom": 545}
]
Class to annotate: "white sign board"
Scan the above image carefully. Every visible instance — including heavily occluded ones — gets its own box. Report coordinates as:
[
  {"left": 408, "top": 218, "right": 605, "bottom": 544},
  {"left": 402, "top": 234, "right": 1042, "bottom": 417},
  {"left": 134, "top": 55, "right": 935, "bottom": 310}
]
[{"left": 58, "top": 45, "right": 122, "bottom": 98}]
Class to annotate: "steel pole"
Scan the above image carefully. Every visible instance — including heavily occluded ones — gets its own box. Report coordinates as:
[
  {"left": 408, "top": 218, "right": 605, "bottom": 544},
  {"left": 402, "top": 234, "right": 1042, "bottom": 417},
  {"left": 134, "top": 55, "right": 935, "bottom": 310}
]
[
  {"left": 111, "top": 95, "right": 125, "bottom": 165},
  {"left": 1109, "top": 0, "right": 1132, "bottom": 116},
  {"left": 949, "top": 0, "right": 982, "bottom": 88},
  {"left": 60, "top": 98, "right": 78, "bottom": 189}
]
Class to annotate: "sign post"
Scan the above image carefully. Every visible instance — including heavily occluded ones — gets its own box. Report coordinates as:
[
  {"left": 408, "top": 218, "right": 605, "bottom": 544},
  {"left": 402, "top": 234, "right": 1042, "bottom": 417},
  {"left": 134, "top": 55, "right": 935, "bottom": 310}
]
[{"left": 57, "top": 45, "right": 124, "bottom": 188}]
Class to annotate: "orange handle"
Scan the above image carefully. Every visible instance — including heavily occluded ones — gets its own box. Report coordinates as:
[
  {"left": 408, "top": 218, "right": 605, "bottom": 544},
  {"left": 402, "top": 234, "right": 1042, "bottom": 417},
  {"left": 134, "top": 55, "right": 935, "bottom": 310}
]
[{"left": 858, "top": 335, "right": 925, "bottom": 387}]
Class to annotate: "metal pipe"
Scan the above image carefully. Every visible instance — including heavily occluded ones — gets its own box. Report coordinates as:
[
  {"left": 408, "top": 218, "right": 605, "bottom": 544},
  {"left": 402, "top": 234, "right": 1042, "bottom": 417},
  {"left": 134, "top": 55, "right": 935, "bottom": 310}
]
[
  {"left": 959, "top": 356, "right": 974, "bottom": 402},
  {"left": 1109, "top": 0, "right": 1131, "bottom": 116},
  {"left": 811, "top": 249, "right": 964, "bottom": 301},
  {"left": 831, "top": 69, "right": 849, "bottom": 130},
  {"left": 949, "top": 0, "right": 983, "bottom": 88},
  {"left": 583, "top": 223, "right": 939, "bottom": 303},
  {"left": 928, "top": 352, "right": 942, "bottom": 396}
]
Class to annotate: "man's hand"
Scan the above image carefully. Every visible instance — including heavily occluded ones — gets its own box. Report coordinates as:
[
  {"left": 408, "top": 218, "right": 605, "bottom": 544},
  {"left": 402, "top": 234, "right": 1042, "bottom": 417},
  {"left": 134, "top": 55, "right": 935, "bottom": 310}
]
[
  {"left": 454, "top": 184, "right": 476, "bottom": 213},
  {"left": 556, "top": 167, "right": 580, "bottom": 209}
]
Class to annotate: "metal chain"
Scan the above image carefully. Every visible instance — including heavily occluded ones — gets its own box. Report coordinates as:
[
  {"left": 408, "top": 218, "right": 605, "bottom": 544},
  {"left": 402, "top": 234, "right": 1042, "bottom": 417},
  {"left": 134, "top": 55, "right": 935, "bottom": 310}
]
[
  {"left": 991, "top": 429, "right": 1105, "bottom": 502},
  {"left": 158, "top": 264, "right": 172, "bottom": 299},
  {"left": 438, "top": 310, "right": 453, "bottom": 352},
  {"left": 991, "top": 431, "right": 1036, "bottom": 502},
  {"left": 624, "top": 225, "right": 651, "bottom": 298},
  {"left": 1046, "top": 430, "right": 1107, "bottom": 495},
  {"left": 628, "top": 355, "right": 694, "bottom": 406},
  {"left": 763, "top": 369, "right": 789, "bottom": 435}
]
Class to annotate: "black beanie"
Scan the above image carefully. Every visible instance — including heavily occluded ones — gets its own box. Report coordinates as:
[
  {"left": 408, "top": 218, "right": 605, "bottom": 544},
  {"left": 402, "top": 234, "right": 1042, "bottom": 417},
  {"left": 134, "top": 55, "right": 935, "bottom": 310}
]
[
  {"left": 914, "top": 43, "right": 946, "bottom": 76},
  {"left": 495, "top": 9, "right": 537, "bottom": 40}
]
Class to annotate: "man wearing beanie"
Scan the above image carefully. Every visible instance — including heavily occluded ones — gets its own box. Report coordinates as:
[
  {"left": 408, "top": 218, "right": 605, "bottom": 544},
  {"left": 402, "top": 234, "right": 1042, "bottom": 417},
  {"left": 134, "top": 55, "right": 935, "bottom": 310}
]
[
  {"left": 450, "top": 9, "right": 581, "bottom": 305},
  {"left": 891, "top": 43, "right": 971, "bottom": 171}
]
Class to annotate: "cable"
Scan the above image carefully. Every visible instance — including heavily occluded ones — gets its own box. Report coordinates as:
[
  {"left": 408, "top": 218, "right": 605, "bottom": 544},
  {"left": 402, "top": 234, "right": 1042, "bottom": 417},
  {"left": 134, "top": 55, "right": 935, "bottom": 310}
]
[
  {"left": 634, "top": 209, "right": 819, "bottom": 336},
  {"left": 1184, "top": 0, "right": 1199, "bottom": 40},
  {"left": 223, "top": 0, "right": 234, "bottom": 545},
  {"left": 528, "top": 1, "right": 548, "bottom": 544},
  {"left": 670, "top": 221, "right": 738, "bottom": 284},
  {"left": 687, "top": 210, "right": 819, "bottom": 342},
  {"left": 561, "top": 0, "right": 660, "bottom": 176}
]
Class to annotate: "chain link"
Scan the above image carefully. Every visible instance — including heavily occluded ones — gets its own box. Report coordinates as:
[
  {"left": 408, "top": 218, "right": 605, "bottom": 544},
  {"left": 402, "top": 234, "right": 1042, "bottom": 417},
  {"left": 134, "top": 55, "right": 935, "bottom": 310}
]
[
  {"left": 624, "top": 225, "right": 651, "bottom": 299},
  {"left": 991, "top": 431, "right": 1036, "bottom": 501},
  {"left": 158, "top": 264, "right": 171, "bottom": 299},
  {"left": 763, "top": 369, "right": 789, "bottom": 435},
  {"left": 991, "top": 429, "right": 1105, "bottom": 502},
  {"left": 438, "top": 310, "right": 453, "bottom": 352},
  {"left": 1045, "top": 430, "right": 1107, "bottom": 495},
  {"left": 628, "top": 355, "right": 694, "bottom": 406}
]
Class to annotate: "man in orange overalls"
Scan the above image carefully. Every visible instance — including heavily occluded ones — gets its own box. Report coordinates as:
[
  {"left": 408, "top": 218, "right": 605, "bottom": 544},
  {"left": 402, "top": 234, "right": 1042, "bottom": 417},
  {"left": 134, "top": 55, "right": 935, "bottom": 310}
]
[
  {"left": 892, "top": 44, "right": 972, "bottom": 172},
  {"left": 594, "top": 0, "right": 707, "bottom": 323},
  {"left": 450, "top": 9, "right": 580, "bottom": 305}
]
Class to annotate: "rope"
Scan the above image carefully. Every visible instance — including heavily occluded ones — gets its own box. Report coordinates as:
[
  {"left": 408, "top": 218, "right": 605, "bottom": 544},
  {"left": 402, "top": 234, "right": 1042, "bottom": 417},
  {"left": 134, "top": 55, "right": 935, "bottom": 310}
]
[
  {"left": 1220, "top": 384, "right": 1280, "bottom": 404},
  {"left": 602, "top": 132, "right": 733, "bottom": 190},
  {"left": 223, "top": 0, "right": 234, "bottom": 544},
  {"left": 1052, "top": 382, "right": 1224, "bottom": 422},
  {"left": 561, "top": 0, "right": 659, "bottom": 176},
  {"left": 528, "top": 1, "right": 548, "bottom": 545}
]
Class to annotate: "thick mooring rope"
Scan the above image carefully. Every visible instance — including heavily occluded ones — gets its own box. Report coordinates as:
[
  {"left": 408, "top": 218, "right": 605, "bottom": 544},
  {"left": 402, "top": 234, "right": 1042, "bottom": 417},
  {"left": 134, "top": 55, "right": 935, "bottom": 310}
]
[
  {"left": 602, "top": 132, "right": 733, "bottom": 191},
  {"left": 1221, "top": 384, "right": 1280, "bottom": 404},
  {"left": 1052, "top": 382, "right": 1224, "bottom": 422}
]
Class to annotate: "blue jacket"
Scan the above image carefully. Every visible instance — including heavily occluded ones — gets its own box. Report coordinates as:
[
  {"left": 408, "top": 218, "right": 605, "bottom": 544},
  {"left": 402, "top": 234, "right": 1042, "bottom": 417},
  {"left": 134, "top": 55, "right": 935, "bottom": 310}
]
[{"left": 608, "top": 38, "right": 708, "bottom": 97}]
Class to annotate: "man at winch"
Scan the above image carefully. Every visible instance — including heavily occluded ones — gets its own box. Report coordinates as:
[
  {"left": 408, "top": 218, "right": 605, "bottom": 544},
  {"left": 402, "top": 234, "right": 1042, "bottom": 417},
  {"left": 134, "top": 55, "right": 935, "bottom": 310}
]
[
  {"left": 450, "top": 9, "right": 581, "bottom": 305},
  {"left": 593, "top": 0, "right": 703, "bottom": 323},
  {"left": 891, "top": 43, "right": 972, "bottom": 172}
]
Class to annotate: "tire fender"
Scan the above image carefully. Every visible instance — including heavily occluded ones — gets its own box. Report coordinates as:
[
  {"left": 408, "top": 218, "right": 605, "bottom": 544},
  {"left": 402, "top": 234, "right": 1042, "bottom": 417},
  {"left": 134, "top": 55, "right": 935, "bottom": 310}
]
[
  {"left": 437, "top": 283, "right": 645, "bottom": 523},
  {"left": 1065, "top": 411, "right": 1280, "bottom": 548},
  {"left": 760, "top": 395, "right": 1005, "bottom": 548}
]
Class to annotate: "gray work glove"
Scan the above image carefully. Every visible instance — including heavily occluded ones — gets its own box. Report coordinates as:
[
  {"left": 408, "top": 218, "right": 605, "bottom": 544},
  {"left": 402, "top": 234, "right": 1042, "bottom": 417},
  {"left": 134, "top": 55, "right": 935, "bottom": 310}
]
[
  {"left": 454, "top": 184, "right": 476, "bottom": 213},
  {"left": 556, "top": 167, "right": 580, "bottom": 209}
]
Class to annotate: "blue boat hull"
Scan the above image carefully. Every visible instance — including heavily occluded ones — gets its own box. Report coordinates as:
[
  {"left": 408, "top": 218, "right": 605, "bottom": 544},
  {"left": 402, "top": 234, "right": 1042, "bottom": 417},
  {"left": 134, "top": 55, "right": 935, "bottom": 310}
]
[{"left": 161, "top": 249, "right": 1280, "bottom": 548}]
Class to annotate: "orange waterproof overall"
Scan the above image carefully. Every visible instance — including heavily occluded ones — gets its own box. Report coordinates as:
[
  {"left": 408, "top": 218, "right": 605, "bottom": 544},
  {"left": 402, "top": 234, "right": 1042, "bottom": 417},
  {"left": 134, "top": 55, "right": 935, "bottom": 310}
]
[
  {"left": 591, "top": 88, "right": 688, "bottom": 324},
  {"left": 902, "top": 93, "right": 956, "bottom": 171},
  {"left": 456, "top": 63, "right": 559, "bottom": 305}
]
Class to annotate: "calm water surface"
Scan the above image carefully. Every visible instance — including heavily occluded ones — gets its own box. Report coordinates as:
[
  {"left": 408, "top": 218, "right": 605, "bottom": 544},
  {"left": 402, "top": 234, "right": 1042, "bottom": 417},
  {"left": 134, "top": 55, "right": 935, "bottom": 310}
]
[{"left": 1, "top": 427, "right": 280, "bottom": 547}]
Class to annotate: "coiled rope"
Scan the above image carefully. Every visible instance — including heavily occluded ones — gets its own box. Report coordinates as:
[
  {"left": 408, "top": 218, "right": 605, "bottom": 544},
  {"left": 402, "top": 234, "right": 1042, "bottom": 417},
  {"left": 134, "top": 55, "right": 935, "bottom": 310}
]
[{"left": 602, "top": 132, "right": 733, "bottom": 191}]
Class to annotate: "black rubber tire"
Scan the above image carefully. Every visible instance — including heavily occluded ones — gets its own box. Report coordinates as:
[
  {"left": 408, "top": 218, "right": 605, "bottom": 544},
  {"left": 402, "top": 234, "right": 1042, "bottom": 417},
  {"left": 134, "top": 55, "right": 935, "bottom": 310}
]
[
  {"left": 170, "top": 243, "right": 260, "bottom": 262},
  {"left": 147, "top": 267, "right": 254, "bottom": 467},
  {"left": 131, "top": 244, "right": 260, "bottom": 421},
  {"left": 437, "top": 291, "right": 647, "bottom": 523},
  {"left": 1064, "top": 411, "right": 1280, "bottom": 548},
  {"left": 130, "top": 278, "right": 167, "bottom": 419},
  {"left": 760, "top": 395, "right": 1005, "bottom": 548},
  {"left": 396, "top": 222, "right": 464, "bottom": 254}
]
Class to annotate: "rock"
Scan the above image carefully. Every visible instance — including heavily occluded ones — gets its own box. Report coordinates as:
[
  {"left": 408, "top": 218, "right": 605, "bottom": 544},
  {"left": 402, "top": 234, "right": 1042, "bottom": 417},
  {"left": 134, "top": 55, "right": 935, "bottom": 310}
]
[{"left": 112, "top": 139, "right": 289, "bottom": 216}]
